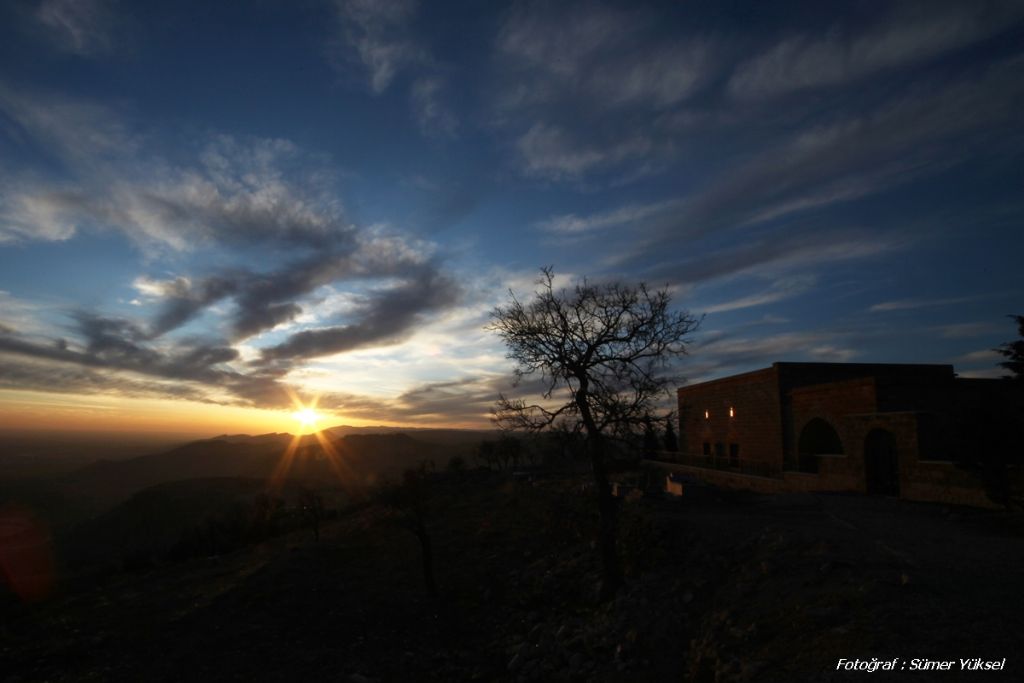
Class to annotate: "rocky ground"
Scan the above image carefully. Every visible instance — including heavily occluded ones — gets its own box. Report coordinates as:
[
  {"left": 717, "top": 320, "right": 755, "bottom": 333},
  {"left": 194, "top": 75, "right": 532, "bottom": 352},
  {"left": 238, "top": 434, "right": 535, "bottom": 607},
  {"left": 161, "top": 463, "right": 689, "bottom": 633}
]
[{"left": 3, "top": 469, "right": 1022, "bottom": 681}]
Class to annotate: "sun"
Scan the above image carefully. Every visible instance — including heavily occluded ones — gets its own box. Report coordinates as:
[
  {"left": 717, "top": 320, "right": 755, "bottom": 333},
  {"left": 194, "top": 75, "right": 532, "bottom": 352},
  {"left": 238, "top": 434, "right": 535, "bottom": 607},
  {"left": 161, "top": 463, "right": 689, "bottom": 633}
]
[{"left": 291, "top": 407, "right": 322, "bottom": 433}]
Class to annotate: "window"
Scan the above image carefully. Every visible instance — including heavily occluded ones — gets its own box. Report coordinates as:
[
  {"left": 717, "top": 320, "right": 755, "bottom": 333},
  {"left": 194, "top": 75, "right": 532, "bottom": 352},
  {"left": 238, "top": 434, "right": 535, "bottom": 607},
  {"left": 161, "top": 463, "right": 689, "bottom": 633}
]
[
  {"left": 702, "top": 442, "right": 711, "bottom": 456},
  {"left": 729, "top": 443, "right": 740, "bottom": 467},
  {"left": 704, "top": 409, "right": 710, "bottom": 420},
  {"left": 729, "top": 406, "right": 735, "bottom": 418}
]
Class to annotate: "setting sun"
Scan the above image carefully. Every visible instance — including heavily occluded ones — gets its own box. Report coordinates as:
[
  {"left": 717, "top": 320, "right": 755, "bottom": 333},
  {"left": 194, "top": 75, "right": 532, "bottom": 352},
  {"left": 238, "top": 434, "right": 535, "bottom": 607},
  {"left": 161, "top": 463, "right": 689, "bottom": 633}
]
[{"left": 291, "top": 408, "right": 322, "bottom": 433}]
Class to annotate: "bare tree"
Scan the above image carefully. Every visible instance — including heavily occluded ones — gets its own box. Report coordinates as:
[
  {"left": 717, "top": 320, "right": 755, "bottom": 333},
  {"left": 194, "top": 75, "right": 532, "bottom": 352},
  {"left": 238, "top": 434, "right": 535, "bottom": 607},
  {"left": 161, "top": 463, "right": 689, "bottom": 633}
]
[{"left": 489, "top": 267, "right": 700, "bottom": 599}]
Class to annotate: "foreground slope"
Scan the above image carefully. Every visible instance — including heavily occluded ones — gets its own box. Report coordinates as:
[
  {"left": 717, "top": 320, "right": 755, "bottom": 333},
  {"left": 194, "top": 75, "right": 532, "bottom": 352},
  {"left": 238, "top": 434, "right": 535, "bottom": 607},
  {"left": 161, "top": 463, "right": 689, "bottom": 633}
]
[{"left": 3, "top": 471, "right": 1022, "bottom": 682}]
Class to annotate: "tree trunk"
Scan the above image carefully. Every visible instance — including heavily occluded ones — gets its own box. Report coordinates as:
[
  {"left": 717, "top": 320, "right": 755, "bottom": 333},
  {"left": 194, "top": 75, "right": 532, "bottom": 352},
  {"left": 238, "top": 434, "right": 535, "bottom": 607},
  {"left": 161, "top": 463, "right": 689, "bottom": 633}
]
[
  {"left": 589, "top": 432, "right": 623, "bottom": 601},
  {"left": 576, "top": 379, "right": 623, "bottom": 601}
]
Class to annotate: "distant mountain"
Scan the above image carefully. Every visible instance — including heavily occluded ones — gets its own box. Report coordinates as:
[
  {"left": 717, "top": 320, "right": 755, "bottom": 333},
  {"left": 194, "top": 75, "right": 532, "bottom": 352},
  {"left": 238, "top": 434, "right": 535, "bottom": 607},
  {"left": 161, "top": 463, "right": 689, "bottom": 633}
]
[
  {"left": 322, "top": 425, "right": 499, "bottom": 444},
  {"left": 62, "top": 477, "right": 281, "bottom": 572},
  {"left": 4, "top": 430, "right": 489, "bottom": 532}
]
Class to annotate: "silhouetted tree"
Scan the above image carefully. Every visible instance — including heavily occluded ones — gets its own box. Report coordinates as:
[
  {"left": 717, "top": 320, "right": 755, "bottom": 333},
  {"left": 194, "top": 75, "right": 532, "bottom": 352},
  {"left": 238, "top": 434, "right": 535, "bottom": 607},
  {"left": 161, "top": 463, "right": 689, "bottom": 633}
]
[
  {"left": 377, "top": 464, "right": 437, "bottom": 597},
  {"left": 490, "top": 267, "right": 700, "bottom": 600},
  {"left": 995, "top": 314, "right": 1024, "bottom": 380},
  {"left": 664, "top": 417, "right": 678, "bottom": 453},
  {"left": 642, "top": 414, "right": 659, "bottom": 458}
]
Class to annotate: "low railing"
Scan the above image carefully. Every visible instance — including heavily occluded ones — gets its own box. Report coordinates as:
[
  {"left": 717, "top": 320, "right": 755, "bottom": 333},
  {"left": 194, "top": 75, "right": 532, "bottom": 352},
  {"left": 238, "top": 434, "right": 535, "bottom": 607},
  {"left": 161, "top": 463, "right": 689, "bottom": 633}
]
[{"left": 648, "top": 451, "right": 782, "bottom": 479}]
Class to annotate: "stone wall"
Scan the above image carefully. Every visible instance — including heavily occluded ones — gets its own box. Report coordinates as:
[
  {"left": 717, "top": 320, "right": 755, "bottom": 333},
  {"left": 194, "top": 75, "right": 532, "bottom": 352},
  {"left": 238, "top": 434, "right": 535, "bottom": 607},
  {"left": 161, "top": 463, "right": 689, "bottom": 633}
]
[
  {"left": 678, "top": 367, "right": 783, "bottom": 468},
  {"left": 671, "top": 362, "right": 1003, "bottom": 509}
]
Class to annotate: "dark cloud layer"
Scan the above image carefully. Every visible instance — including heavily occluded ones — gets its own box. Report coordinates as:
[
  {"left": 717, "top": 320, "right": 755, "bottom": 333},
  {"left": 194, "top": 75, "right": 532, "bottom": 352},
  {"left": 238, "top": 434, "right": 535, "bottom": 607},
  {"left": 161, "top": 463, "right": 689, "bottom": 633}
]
[{"left": 260, "top": 269, "right": 459, "bottom": 362}]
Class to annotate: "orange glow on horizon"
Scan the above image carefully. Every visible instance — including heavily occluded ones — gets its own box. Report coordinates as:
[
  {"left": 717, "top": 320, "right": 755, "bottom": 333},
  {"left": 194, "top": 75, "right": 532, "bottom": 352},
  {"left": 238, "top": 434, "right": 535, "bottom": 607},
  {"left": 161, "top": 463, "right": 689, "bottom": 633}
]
[
  {"left": 0, "top": 388, "right": 369, "bottom": 436},
  {"left": 0, "top": 387, "right": 484, "bottom": 437}
]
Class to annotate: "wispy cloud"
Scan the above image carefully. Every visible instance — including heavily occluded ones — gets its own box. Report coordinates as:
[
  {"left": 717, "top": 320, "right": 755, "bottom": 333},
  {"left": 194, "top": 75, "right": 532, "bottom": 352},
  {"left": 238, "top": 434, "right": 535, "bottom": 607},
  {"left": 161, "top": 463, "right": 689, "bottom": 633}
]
[
  {"left": 869, "top": 296, "right": 978, "bottom": 312},
  {"left": 608, "top": 54, "right": 1023, "bottom": 277},
  {"left": 728, "top": 1, "right": 1024, "bottom": 100},
  {"left": 258, "top": 268, "right": 460, "bottom": 363},
  {"left": 537, "top": 199, "right": 681, "bottom": 235},
  {"left": 638, "top": 225, "right": 901, "bottom": 289},
  {"left": 411, "top": 76, "right": 458, "bottom": 138},
  {"left": 331, "top": 0, "right": 423, "bottom": 93},
  {"left": 934, "top": 322, "right": 1001, "bottom": 339},
  {"left": 496, "top": 2, "right": 713, "bottom": 111},
  {"left": 701, "top": 275, "right": 817, "bottom": 315},
  {"left": 34, "top": 0, "right": 116, "bottom": 56},
  {"left": 493, "top": 1, "right": 714, "bottom": 184},
  {"left": 516, "top": 123, "right": 653, "bottom": 180},
  {"left": 684, "top": 329, "right": 861, "bottom": 383},
  {"left": 330, "top": 1, "right": 460, "bottom": 141},
  {"left": 954, "top": 348, "right": 1003, "bottom": 365}
]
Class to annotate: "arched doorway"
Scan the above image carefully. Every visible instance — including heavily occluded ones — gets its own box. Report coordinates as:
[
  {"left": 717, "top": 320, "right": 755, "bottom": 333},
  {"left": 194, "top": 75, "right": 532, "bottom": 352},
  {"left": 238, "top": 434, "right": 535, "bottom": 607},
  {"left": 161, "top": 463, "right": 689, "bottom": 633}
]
[
  {"left": 797, "top": 418, "right": 844, "bottom": 473},
  {"left": 864, "top": 429, "right": 899, "bottom": 496}
]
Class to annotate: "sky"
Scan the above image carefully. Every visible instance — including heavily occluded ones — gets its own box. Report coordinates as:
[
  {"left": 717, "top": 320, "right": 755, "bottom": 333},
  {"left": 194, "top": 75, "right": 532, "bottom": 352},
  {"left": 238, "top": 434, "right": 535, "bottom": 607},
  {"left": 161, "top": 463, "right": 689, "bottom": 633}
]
[{"left": 0, "top": 0, "right": 1022, "bottom": 434}]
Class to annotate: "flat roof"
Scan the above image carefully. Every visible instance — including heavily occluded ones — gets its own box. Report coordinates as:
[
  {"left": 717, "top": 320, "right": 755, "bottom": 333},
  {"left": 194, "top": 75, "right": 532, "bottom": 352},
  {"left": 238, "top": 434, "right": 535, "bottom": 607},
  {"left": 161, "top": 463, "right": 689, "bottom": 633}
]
[{"left": 678, "top": 361, "right": 955, "bottom": 393}]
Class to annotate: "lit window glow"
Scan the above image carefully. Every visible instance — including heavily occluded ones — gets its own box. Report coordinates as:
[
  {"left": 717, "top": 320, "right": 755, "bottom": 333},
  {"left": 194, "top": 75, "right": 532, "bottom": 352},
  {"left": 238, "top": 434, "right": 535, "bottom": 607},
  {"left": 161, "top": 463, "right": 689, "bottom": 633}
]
[
  {"left": 704, "top": 410, "right": 710, "bottom": 419},
  {"left": 729, "top": 406, "right": 735, "bottom": 418}
]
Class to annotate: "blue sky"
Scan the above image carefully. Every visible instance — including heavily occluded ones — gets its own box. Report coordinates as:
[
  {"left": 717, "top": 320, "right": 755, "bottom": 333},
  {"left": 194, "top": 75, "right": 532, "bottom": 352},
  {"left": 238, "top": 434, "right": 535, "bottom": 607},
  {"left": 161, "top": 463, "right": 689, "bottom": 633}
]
[{"left": 0, "top": 0, "right": 1022, "bottom": 430}]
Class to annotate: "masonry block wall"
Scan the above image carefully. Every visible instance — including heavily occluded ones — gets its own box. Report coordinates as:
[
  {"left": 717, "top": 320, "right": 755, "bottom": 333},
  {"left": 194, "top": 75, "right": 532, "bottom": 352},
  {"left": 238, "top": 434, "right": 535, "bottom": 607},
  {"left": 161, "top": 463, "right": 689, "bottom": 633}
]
[
  {"left": 678, "top": 367, "right": 783, "bottom": 467},
  {"left": 669, "top": 361, "right": 1018, "bottom": 508},
  {"left": 790, "top": 378, "right": 878, "bottom": 454}
]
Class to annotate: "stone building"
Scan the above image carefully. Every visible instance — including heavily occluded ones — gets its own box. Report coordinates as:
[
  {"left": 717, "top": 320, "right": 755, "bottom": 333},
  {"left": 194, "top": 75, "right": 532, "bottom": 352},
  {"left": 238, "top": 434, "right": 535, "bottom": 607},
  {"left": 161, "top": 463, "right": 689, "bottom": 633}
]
[{"left": 665, "top": 362, "right": 1021, "bottom": 508}]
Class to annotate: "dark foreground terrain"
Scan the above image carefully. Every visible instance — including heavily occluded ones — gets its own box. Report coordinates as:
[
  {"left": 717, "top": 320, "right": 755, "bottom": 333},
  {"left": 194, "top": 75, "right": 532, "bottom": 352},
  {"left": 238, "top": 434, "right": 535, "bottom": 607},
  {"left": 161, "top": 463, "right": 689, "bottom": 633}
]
[{"left": 3, "top": 469, "right": 1022, "bottom": 682}]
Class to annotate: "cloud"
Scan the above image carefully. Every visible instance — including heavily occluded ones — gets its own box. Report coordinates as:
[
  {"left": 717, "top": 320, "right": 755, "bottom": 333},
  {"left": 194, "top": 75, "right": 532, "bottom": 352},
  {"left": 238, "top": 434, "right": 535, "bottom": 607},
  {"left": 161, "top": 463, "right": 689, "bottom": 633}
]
[
  {"left": 0, "top": 291, "right": 58, "bottom": 337},
  {"left": 496, "top": 1, "right": 625, "bottom": 79},
  {"left": 0, "top": 90, "right": 352, "bottom": 251},
  {"left": 493, "top": 2, "right": 714, "bottom": 184},
  {"left": 955, "top": 348, "right": 1003, "bottom": 364},
  {"left": 685, "top": 330, "right": 861, "bottom": 383},
  {"left": 728, "top": 2, "right": 1024, "bottom": 100},
  {"left": 0, "top": 354, "right": 211, "bottom": 402},
  {"left": 0, "top": 313, "right": 293, "bottom": 408},
  {"left": 639, "top": 225, "right": 899, "bottom": 289},
  {"left": 332, "top": 0, "right": 423, "bottom": 93},
  {"left": 496, "top": 2, "right": 711, "bottom": 111},
  {"left": 0, "top": 189, "right": 81, "bottom": 243},
  {"left": 34, "top": 0, "right": 116, "bottom": 56},
  {"left": 701, "top": 275, "right": 817, "bottom": 315},
  {"left": 517, "top": 123, "right": 652, "bottom": 180},
  {"left": 410, "top": 77, "right": 458, "bottom": 138},
  {"left": 260, "top": 268, "right": 460, "bottom": 362},
  {"left": 609, "top": 54, "right": 1023, "bottom": 276},
  {"left": 935, "top": 322, "right": 1001, "bottom": 339},
  {"left": 586, "top": 41, "right": 712, "bottom": 109},
  {"left": 869, "top": 296, "right": 977, "bottom": 312},
  {"left": 0, "top": 86, "right": 469, "bottom": 413},
  {"left": 537, "top": 199, "right": 681, "bottom": 236},
  {"left": 314, "top": 373, "right": 552, "bottom": 426},
  {"left": 0, "top": 84, "right": 137, "bottom": 166}
]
